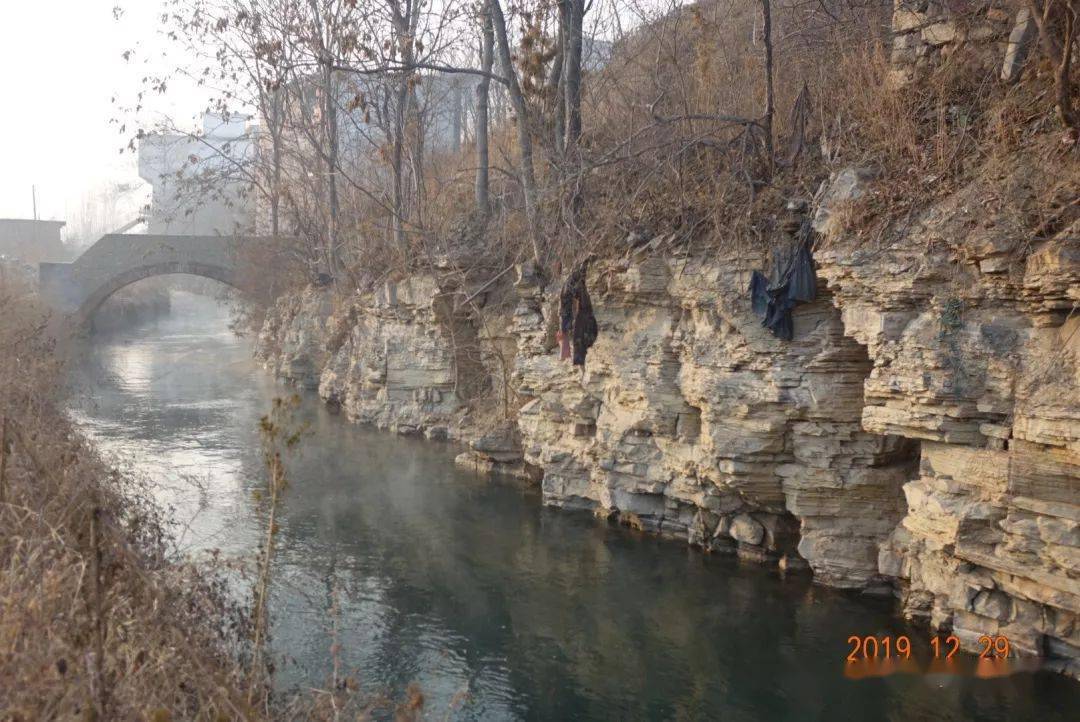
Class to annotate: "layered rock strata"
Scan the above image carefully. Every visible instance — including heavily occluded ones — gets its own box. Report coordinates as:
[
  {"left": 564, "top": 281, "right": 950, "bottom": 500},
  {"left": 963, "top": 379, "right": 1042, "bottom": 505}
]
[
  {"left": 257, "top": 249, "right": 920, "bottom": 588},
  {"left": 255, "top": 217, "right": 1077, "bottom": 674},
  {"left": 254, "top": 286, "right": 333, "bottom": 389},
  {"left": 250, "top": 0, "right": 1079, "bottom": 675},
  {"left": 815, "top": 161, "right": 1080, "bottom": 676},
  {"left": 510, "top": 254, "right": 917, "bottom": 585},
  {"left": 319, "top": 275, "right": 472, "bottom": 438}
]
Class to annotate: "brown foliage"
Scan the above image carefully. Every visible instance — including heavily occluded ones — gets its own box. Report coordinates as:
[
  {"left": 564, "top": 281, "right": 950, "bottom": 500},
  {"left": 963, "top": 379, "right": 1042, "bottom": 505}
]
[
  {"left": 0, "top": 274, "right": 254, "bottom": 720},
  {"left": 0, "top": 273, "right": 437, "bottom": 719}
]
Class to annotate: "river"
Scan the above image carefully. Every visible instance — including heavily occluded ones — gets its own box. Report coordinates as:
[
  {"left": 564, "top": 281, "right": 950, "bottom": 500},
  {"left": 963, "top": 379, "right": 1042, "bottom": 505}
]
[{"left": 66, "top": 293, "right": 1080, "bottom": 721}]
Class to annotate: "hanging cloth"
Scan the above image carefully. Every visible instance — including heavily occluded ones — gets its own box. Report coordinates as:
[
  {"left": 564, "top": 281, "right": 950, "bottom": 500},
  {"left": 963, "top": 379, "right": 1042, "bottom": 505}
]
[
  {"left": 786, "top": 224, "right": 817, "bottom": 303},
  {"left": 748, "top": 227, "right": 818, "bottom": 341},
  {"left": 559, "top": 261, "right": 598, "bottom": 366},
  {"left": 749, "top": 270, "right": 770, "bottom": 318}
]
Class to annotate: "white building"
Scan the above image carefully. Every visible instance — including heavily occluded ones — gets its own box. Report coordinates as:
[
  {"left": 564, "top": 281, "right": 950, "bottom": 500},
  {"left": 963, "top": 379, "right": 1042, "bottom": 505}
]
[{"left": 138, "top": 113, "right": 254, "bottom": 235}]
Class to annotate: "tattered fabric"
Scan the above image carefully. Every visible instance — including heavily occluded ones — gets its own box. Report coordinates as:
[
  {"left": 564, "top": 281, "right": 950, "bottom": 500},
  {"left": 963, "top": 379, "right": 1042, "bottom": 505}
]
[
  {"left": 559, "top": 263, "right": 598, "bottom": 366},
  {"left": 748, "top": 228, "right": 817, "bottom": 340}
]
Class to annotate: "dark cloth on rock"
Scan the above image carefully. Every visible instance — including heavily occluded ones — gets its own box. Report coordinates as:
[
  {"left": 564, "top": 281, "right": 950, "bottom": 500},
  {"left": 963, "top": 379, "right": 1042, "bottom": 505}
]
[
  {"left": 748, "top": 224, "right": 817, "bottom": 340},
  {"left": 787, "top": 241, "right": 817, "bottom": 302},
  {"left": 763, "top": 288, "right": 795, "bottom": 341},
  {"left": 749, "top": 270, "right": 770, "bottom": 318},
  {"left": 559, "top": 263, "right": 598, "bottom": 366}
]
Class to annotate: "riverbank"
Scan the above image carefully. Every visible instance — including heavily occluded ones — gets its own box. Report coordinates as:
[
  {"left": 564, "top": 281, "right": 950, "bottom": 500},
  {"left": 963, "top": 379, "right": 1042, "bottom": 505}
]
[
  {"left": 0, "top": 277, "right": 252, "bottom": 719},
  {"left": 253, "top": 145, "right": 1080, "bottom": 679},
  {"left": 2, "top": 279, "right": 445, "bottom": 719},
  {"left": 70, "top": 293, "right": 1080, "bottom": 719}
]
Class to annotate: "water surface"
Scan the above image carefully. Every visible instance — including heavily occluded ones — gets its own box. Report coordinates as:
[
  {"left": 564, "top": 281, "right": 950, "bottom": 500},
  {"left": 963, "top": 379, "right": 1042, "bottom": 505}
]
[{"left": 67, "top": 293, "right": 1080, "bottom": 721}]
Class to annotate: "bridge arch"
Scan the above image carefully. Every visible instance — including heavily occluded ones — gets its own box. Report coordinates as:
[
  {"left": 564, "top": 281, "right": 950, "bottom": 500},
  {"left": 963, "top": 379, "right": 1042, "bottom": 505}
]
[
  {"left": 38, "top": 234, "right": 267, "bottom": 326},
  {"left": 75, "top": 261, "right": 238, "bottom": 324}
]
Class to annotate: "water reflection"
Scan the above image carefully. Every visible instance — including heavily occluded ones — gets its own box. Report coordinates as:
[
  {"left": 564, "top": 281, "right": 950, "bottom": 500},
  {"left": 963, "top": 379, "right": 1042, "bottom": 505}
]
[{"left": 67, "top": 293, "right": 1080, "bottom": 721}]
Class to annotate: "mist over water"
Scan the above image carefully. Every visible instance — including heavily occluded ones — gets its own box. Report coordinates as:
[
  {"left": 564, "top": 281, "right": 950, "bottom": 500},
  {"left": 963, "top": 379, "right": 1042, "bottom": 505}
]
[{"left": 65, "top": 293, "right": 1080, "bottom": 720}]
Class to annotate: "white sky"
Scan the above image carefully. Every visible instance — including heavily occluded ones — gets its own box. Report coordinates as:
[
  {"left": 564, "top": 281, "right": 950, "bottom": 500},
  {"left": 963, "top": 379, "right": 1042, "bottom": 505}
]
[
  {"left": 0, "top": 0, "right": 658, "bottom": 233},
  {"left": 0, "top": 1, "right": 207, "bottom": 230}
]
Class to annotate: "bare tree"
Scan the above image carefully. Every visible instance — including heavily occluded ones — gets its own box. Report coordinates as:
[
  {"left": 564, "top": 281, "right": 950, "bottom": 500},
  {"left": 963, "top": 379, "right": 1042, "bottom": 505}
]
[
  {"left": 475, "top": 4, "right": 495, "bottom": 217},
  {"left": 489, "top": 0, "right": 542, "bottom": 262},
  {"left": 563, "top": 0, "right": 585, "bottom": 155},
  {"left": 759, "top": 0, "right": 775, "bottom": 177},
  {"left": 1027, "top": 0, "right": 1079, "bottom": 140},
  {"left": 386, "top": 0, "right": 423, "bottom": 252},
  {"left": 551, "top": 0, "right": 568, "bottom": 154},
  {"left": 303, "top": 0, "right": 355, "bottom": 275}
]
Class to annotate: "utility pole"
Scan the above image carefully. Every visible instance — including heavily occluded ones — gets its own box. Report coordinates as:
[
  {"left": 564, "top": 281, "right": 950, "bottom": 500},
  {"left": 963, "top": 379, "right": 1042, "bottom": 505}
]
[{"left": 32, "top": 185, "right": 38, "bottom": 220}]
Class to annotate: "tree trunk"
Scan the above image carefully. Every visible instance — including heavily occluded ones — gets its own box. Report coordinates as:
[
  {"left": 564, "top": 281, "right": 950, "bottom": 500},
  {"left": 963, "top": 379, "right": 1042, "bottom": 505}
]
[
  {"left": 390, "top": 1, "right": 420, "bottom": 255},
  {"left": 323, "top": 59, "right": 340, "bottom": 275},
  {"left": 759, "top": 0, "right": 775, "bottom": 178},
  {"left": 563, "top": 0, "right": 583, "bottom": 155},
  {"left": 1027, "top": 0, "right": 1078, "bottom": 137},
  {"left": 1054, "top": 5, "right": 1077, "bottom": 136},
  {"left": 268, "top": 84, "right": 283, "bottom": 238},
  {"left": 551, "top": 0, "right": 568, "bottom": 155},
  {"left": 475, "top": 7, "right": 494, "bottom": 216},
  {"left": 451, "top": 81, "right": 462, "bottom": 154},
  {"left": 271, "top": 131, "right": 281, "bottom": 237},
  {"left": 391, "top": 71, "right": 410, "bottom": 252},
  {"left": 410, "top": 83, "right": 425, "bottom": 230},
  {"left": 489, "top": 0, "right": 542, "bottom": 263}
]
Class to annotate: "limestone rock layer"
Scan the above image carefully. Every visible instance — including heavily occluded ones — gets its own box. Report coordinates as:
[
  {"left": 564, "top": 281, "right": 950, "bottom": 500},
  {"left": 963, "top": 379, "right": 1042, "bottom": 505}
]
[
  {"left": 254, "top": 199, "right": 1078, "bottom": 676},
  {"left": 814, "top": 164, "right": 1080, "bottom": 678}
]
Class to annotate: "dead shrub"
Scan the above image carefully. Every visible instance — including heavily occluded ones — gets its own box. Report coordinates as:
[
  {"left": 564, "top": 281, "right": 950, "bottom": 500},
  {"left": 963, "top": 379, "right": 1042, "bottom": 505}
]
[{"left": 0, "top": 273, "right": 255, "bottom": 720}]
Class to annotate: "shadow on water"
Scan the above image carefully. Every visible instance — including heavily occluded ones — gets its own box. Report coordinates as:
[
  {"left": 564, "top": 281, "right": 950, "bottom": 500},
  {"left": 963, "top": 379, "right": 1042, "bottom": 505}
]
[{"left": 66, "top": 292, "right": 1080, "bottom": 721}]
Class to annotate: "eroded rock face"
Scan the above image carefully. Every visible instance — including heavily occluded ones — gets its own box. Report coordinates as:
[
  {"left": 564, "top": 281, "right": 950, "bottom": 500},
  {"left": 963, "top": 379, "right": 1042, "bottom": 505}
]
[
  {"left": 255, "top": 253, "right": 920, "bottom": 589},
  {"left": 512, "top": 254, "right": 917, "bottom": 587},
  {"left": 253, "top": 286, "right": 333, "bottom": 389},
  {"left": 246, "top": 0, "right": 1077, "bottom": 681},
  {"left": 255, "top": 277, "right": 471, "bottom": 435},
  {"left": 816, "top": 161, "right": 1080, "bottom": 675},
  {"left": 317, "top": 276, "right": 468, "bottom": 437},
  {"left": 253, "top": 163, "right": 1077, "bottom": 677},
  {"left": 255, "top": 215, "right": 1078, "bottom": 675}
]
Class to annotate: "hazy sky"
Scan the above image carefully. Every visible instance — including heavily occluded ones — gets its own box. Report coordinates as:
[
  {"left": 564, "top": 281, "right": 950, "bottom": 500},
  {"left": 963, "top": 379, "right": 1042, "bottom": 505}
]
[
  {"left": 0, "top": 1, "right": 206, "bottom": 230},
  {"left": 0, "top": 0, "right": 645, "bottom": 234}
]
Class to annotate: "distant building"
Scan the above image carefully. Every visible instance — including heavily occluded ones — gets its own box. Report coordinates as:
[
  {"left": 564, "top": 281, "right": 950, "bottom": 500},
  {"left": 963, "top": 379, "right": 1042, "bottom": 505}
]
[
  {"left": 0, "top": 219, "right": 68, "bottom": 264},
  {"left": 138, "top": 113, "right": 255, "bottom": 235},
  {"left": 282, "top": 70, "right": 468, "bottom": 164}
]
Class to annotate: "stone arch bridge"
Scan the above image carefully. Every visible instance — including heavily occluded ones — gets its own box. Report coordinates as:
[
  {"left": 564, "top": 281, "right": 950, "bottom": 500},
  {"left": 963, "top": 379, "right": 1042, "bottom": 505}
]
[{"left": 39, "top": 234, "right": 255, "bottom": 323}]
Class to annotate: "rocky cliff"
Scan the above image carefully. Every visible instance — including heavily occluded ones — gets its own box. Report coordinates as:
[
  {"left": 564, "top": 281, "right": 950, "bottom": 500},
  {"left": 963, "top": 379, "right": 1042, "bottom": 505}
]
[
  {"left": 317, "top": 275, "right": 476, "bottom": 438},
  {"left": 813, "top": 154, "right": 1080, "bottom": 675},
  {"left": 507, "top": 252, "right": 918, "bottom": 588},
  {"left": 252, "top": 0, "right": 1078, "bottom": 679},
  {"left": 254, "top": 190, "right": 1078, "bottom": 676},
  {"left": 254, "top": 286, "right": 333, "bottom": 388}
]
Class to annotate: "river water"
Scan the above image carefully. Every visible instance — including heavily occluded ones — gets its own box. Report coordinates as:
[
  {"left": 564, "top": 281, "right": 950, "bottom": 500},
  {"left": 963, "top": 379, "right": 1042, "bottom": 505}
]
[{"left": 67, "top": 293, "right": 1079, "bottom": 721}]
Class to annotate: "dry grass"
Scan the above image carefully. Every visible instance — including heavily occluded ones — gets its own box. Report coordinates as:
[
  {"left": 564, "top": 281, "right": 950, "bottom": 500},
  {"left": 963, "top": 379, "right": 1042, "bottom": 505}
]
[
  {"left": 411, "top": 0, "right": 898, "bottom": 268},
  {"left": 236, "top": 0, "right": 1080, "bottom": 439},
  {"left": 0, "top": 273, "right": 255, "bottom": 720},
  {"left": 226, "top": 0, "right": 1076, "bottom": 310},
  {"left": 0, "top": 274, "right": 433, "bottom": 720},
  {"left": 823, "top": 31, "right": 1079, "bottom": 250},
  {"left": 223, "top": 3, "right": 1080, "bottom": 436}
]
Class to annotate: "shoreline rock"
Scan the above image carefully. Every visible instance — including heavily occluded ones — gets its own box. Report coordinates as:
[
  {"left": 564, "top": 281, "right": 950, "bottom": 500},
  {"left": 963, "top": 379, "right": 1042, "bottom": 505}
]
[{"left": 253, "top": 182, "right": 1078, "bottom": 679}]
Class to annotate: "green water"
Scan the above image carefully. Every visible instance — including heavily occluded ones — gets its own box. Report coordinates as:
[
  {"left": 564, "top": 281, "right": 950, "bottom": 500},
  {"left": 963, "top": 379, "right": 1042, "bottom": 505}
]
[{"left": 67, "top": 293, "right": 1080, "bottom": 720}]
